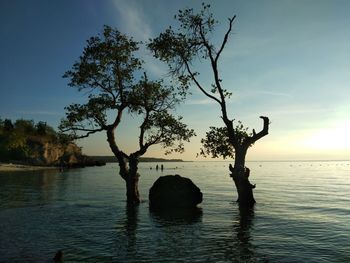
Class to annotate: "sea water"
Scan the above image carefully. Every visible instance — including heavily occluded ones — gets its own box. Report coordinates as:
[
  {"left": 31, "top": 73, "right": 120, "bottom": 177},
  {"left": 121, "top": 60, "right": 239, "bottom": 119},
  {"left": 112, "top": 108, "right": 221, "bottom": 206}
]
[{"left": 0, "top": 161, "right": 349, "bottom": 262}]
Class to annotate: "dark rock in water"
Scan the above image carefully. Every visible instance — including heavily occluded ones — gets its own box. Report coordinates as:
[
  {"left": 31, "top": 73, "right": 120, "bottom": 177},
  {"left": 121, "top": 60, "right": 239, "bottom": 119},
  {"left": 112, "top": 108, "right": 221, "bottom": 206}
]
[
  {"left": 53, "top": 250, "right": 63, "bottom": 262},
  {"left": 149, "top": 174, "right": 202, "bottom": 209}
]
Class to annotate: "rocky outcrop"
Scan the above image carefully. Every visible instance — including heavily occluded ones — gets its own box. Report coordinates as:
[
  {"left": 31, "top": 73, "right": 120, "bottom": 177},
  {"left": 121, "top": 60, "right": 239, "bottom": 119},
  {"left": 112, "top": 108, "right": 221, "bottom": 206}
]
[
  {"left": 26, "top": 140, "right": 105, "bottom": 167},
  {"left": 0, "top": 119, "right": 105, "bottom": 168},
  {"left": 149, "top": 174, "right": 202, "bottom": 209}
]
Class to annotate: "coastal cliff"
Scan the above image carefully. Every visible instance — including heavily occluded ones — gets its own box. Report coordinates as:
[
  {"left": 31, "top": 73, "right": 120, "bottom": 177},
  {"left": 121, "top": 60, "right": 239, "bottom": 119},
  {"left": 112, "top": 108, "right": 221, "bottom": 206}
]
[
  {"left": 25, "top": 138, "right": 96, "bottom": 167},
  {"left": 0, "top": 118, "right": 104, "bottom": 167}
]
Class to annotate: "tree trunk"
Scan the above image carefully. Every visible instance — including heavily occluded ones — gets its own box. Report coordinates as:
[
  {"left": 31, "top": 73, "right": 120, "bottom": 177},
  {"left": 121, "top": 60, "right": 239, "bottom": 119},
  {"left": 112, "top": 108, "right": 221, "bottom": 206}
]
[
  {"left": 126, "top": 157, "right": 141, "bottom": 205},
  {"left": 107, "top": 129, "right": 140, "bottom": 205},
  {"left": 230, "top": 146, "right": 256, "bottom": 207}
]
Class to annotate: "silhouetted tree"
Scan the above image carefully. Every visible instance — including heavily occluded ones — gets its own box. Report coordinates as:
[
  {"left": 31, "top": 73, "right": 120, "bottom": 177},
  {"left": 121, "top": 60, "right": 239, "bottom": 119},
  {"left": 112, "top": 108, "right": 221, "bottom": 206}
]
[
  {"left": 36, "top": 121, "right": 47, "bottom": 135},
  {"left": 60, "top": 26, "right": 195, "bottom": 205},
  {"left": 149, "top": 4, "right": 269, "bottom": 207},
  {"left": 4, "top": 119, "right": 14, "bottom": 131}
]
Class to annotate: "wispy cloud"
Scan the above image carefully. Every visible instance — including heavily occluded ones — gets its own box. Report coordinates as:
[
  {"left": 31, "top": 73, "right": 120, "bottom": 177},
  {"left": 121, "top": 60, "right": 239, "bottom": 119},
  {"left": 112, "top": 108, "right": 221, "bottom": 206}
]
[
  {"left": 111, "top": 0, "right": 166, "bottom": 78},
  {"left": 267, "top": 106, "right": 331, "bottom": 117},
  {"left": 257, "top": 90, "right": 293, "bottom": 98},
  {"left": 146, "top": 59, "right": 167, "bottom": 77},
  {"left": 16, "top": 111, "right": 60, "bottom": 116},
  {"left": 223, "top": 88, "right": 293, "bottom": 103},
  {"left": 112, "top": 0, "right": 152, "bottom": 41},
  {"left": 186, "top": 98, "right": 217, "bottom": 105}
]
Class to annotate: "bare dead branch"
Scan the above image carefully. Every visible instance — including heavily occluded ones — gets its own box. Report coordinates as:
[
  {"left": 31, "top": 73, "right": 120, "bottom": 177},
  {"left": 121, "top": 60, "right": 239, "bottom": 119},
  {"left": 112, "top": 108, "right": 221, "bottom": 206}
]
[
  {"left": 215, "top": 16, "right": 236, "bottom": 64},
  {"left": 184, "top": 60, "right": 221, "bottom": 104},
  {"left": 245, "top": 116, "right": 269, "bottom": 146}
]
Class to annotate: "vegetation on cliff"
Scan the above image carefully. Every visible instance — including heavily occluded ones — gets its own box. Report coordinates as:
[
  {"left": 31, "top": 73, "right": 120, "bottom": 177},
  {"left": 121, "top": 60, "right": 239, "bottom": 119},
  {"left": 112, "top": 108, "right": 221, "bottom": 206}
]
[{"left": 0, "top": 118, "right": 101, "bottom": 167}]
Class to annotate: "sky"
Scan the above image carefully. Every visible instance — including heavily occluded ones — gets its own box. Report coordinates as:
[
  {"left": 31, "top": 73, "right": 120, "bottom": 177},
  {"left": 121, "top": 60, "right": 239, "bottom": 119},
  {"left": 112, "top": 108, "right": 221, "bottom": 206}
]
[{"left": 1, "top": 0, "right": 350, "bottom": 161}]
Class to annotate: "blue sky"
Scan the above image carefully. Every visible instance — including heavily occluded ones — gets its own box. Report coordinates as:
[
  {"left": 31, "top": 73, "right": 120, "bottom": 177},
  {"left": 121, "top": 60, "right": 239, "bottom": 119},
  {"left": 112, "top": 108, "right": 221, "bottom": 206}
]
[{"left": 1, "top": 0, "right": 350, "bottom": 161}]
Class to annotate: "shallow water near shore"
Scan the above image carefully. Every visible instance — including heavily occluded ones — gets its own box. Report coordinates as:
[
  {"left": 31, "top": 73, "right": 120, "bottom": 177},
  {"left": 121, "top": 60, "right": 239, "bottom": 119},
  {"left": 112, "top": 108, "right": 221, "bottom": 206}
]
[{"left": 1, "top": 161, "right": 350, "bottom": 262}]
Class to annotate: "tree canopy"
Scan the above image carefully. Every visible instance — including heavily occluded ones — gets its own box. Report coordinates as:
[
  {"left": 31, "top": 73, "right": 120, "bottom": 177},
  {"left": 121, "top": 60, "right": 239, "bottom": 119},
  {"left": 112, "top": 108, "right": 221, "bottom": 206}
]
[
  {"left": 60, "top": 25, "right": 195, "bottom": 204},
  {"left": 199, "top": 121, "right": 252, "bottom": 159},
  {"left": 60, "top": 26, "right": 194, "bottom": 160}
]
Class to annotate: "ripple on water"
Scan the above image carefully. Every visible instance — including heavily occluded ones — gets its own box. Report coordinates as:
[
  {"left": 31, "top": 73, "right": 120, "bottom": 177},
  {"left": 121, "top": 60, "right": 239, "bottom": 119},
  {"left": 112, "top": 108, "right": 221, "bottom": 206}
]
[{"left": 1, "top": 161, "right": 350, "bottom": 262}]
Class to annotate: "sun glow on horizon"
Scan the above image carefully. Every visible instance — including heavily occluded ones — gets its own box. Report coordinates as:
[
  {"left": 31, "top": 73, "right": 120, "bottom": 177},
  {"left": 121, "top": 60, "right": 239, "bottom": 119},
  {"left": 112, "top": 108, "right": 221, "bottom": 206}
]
[{"left": 301, "top": 120, "right": 350, "bottom": 151}]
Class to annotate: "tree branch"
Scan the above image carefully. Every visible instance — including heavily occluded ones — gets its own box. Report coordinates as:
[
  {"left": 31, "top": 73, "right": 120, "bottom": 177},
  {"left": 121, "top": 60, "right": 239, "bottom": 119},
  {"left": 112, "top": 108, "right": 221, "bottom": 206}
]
[
  {"left": 215, "top": 16, "right": 236, "bottom": 64},
  {"left": 75, "top": 129, "right": 104, "bottom": 139},
  {"left": 60, "top": 126, "right": 105, "bottom": 139},
  {"left": 198, "top": 20, "right": 231, "bottom": 127},
  {"left": 183, "top": 60, "right": 221, "bottom": 104},
  {"left": 139, "top": 110, "right": 150, "bottom": 148},
  {"left": 245, "top": 116, "right": 269, "bottom": 146},
  {"left": 92, "top": 77, "right": 117, "bottom": 104},
  {"left": 111, "top": 105, "right": 126, "bottom": 129},
  {"left": 106, "top": 128, "right": 129, "bottom": 179},
  {"left": 133, "top": 134, "right": 160, "bottom": 158}
]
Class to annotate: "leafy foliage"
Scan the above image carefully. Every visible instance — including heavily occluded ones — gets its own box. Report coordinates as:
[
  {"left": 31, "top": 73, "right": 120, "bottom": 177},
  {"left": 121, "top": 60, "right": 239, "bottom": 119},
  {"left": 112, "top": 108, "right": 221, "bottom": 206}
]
[
  {"left": 199, "top": 121, "right": 252, "bottom": 159},
  {"left": 199, "top": 126, "right": 233, "bottom": 159},
  {"left": 60, "top": 26, "right": 143, "bottom": 134},
  {"left": 64, "top": 26, "right": 142, "bottom": 92},
  {"left": 149, "top": 4, "right": 216, "bottom": 71},
  {"left": 60, "top": 26, "right": 195, "bottom": 160},
  {"left": 148, "top": 3, "right": 233, "bottom": 100},
  {"left": 0, "top": 118, "right": 73, "bottom": 161}
]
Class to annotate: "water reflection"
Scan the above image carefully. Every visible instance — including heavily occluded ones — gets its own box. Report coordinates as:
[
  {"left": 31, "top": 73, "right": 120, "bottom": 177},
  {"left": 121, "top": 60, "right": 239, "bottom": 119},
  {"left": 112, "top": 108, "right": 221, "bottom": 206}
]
[
  {"left": 150, "top": 207, "right": 203, "bottom": 226},
  {"left": 207, "top": 204, "right": 258, "bottom": 262},
  {"left": 125, "top": 204, "right": 139, "bottom": 251},
  {"left": 1, "top": 162, "right": 349, "bottom": 261},
  {"left": 232, "top": 205, "right": 256, "bottom": 261},
  {"left": 0, "top": 169, "right": 62, "bottom": 208},
  {"left": 114, "top": 204, "right": 139, "bottom": 260},
  {"left": 148, "top": 207, "right": 204, "bottom": 261}
]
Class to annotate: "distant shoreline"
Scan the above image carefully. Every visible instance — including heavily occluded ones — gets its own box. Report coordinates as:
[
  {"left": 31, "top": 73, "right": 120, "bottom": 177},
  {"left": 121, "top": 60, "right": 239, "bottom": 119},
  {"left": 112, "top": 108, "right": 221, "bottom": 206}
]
[
  {"left": 2, "top": 159, "right": 347, "bottom": 172},
  {"left": 0, "top": 156, "right": 186, "bottom": 172},
  {"left": 90, "top": 156, "right": 186, "bottom": 163},
  {"left": 0, "top": 163, "right": 59, "bottom": 172}
]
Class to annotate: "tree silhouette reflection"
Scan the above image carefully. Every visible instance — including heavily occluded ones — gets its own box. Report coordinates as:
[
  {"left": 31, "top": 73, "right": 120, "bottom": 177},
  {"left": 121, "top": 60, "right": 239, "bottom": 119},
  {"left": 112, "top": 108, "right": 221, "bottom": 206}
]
[
  {"left": 232, "top": 204, "right": 256, "bottom": 261},
  {"left": 125, "top": 204, "right": 139, "bottom": 253}
]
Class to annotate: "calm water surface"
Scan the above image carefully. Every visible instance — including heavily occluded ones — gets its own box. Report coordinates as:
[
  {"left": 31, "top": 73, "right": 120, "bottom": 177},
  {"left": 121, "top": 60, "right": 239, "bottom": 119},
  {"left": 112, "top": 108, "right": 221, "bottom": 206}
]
[{"left": 0, "top": 161, "right": 349, "bottom": 262}]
